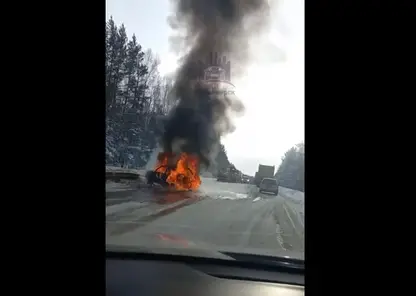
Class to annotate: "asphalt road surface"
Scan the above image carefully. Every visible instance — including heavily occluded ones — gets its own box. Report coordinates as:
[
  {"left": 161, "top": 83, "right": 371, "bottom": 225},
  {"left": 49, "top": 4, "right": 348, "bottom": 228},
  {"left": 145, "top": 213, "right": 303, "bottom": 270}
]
[{"left": 106, "top": 178, "right": 304, "bottom": 257}]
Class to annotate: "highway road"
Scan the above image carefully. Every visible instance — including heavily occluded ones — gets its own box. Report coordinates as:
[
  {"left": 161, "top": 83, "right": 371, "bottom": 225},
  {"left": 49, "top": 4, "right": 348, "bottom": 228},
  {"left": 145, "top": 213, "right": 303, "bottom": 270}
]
[{"left": 106, "top": 178, "right": 304, "bottom": 258}]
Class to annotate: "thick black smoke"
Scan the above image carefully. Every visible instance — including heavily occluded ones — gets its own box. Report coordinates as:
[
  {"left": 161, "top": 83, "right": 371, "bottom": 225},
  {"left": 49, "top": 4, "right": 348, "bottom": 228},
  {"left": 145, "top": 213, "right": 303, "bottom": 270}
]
[{"left": 163, "top": 0, "right": 270, "bottom": 167}]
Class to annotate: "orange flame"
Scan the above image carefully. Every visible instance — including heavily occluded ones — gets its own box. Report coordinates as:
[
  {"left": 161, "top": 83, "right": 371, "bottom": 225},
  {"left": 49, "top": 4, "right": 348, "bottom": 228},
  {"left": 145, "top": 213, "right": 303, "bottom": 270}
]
[{"left": 154, "top": 152, "right": 202, "bottom": 191}]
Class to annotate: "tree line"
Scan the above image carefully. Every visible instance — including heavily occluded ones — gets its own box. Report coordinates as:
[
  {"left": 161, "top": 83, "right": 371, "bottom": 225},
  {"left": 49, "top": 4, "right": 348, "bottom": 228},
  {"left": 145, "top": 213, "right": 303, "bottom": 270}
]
[
  {"left": 275, "top": 143, "right": 304, "bottom": 192},
  {"left": 105, "top": 17, "right": 235, "bottom": 174}
]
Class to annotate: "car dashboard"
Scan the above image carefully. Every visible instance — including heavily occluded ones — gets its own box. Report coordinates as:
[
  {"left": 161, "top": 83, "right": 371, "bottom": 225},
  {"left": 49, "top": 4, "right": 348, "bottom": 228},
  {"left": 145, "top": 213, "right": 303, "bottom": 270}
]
[{"left": 106, "top": 251, "right": 304, "bottom": 296}]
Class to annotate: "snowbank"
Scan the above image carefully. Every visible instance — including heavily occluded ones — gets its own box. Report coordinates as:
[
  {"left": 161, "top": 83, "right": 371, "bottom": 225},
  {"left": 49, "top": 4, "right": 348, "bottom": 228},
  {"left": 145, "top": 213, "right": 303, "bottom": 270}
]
[
  {"left": 106, "top": 166, "right": 143, "bottom": 175},
  {"left": 279, "top": 187, "right": 304, "bottom": 204},
  {"left": 198, "top": 177, "right": 255, "bottom": 200}
]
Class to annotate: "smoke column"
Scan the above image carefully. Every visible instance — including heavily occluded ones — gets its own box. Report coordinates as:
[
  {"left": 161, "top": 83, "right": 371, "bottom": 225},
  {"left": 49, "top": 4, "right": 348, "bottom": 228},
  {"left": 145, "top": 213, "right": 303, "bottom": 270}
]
[{"left": 163, "top": 0, "right": 271, "bottom": 167}]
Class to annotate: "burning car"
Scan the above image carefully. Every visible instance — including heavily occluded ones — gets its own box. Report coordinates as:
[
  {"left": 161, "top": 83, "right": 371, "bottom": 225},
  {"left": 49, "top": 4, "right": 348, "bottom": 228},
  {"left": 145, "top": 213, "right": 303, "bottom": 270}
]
[{"left": 146, "top": 152, "right": 201, "bottom": 191}]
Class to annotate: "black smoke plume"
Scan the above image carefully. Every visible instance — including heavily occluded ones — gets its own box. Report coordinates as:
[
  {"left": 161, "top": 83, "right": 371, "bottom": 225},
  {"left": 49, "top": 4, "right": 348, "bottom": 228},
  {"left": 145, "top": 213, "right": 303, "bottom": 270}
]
[{"left": 163, "top": 0, "right": 270, "bottom": 167}]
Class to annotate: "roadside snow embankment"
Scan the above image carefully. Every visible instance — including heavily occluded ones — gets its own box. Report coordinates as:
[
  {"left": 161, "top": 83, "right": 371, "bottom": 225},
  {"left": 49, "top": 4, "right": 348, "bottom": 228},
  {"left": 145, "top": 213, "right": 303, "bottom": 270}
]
[
  {"left": 199, "top": 177, "right": 256, "bottom": 200},
  {"left": 106, "top": 166, "right": 143, "bottom": 175},
  {"left": 279, "top": 187, "right": 304, "bottom": 234},
  {"left": 106, "top": 166, "right": 147, "bottom": 183}
]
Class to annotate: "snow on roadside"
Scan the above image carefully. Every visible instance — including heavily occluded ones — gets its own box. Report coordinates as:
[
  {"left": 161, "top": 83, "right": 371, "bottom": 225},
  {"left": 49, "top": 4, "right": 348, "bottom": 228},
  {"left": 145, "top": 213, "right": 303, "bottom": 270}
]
[
  {"left": 280, "top": 187, "right": 304, "bottom": 208},
  {"left": 209, "top": 191, "right": 249, "bottom": 200},
  {"left": 106, "top": 166, "right": 139, "bottom": 174},
  {"left": 198, "top": 177, "right": 254, "bottom": 200},
  {"left": 106, "top": 166, "right": 146, "bottom": 175},
  {"left": 279, "top": 187, "right": 304, "bottom": 229}
]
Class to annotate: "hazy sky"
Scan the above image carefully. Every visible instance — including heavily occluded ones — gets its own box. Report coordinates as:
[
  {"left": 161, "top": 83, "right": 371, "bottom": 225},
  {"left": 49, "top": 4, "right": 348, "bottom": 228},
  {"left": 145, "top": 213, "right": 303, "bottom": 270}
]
[{"left": 106, "top": 0, "right": 304, "bottom": 176}]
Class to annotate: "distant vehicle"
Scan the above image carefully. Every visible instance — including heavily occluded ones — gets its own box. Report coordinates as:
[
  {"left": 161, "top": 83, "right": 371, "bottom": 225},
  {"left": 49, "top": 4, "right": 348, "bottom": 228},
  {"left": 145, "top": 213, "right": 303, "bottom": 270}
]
[
  {"left": 216, "top": 172, "right": 228, "bottom": 182},
  {"left": 259, "top": 178, "right": 279, "bottom": 196},
  {"left": 254, "top": 164, "right": 275, "bottom": 186},
  {"left": 241, "top": 177, "right": 250, "bottom": 183},
  {"left": 217, "top": 165, "right": 243, "bottom": 183}
]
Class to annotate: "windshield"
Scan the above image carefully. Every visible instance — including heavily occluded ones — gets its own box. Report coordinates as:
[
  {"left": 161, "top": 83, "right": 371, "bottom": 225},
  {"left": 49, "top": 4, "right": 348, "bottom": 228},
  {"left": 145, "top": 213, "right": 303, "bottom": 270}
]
[
  {"left": 261, "top": 178, "right": 278, "bottom": 186},
  {"left": 106, "top": 0, "right": 304, "bottom": 261}
]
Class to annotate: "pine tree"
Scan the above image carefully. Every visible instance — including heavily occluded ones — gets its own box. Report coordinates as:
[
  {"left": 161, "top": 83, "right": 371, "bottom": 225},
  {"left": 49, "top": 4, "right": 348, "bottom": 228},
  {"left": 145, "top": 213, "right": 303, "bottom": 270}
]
[
  {"left": 275, "top": 143, "right": 305, "bottom": 192},
  {"left": 105, "top": 16, "right": 234, "bottom": 171}
]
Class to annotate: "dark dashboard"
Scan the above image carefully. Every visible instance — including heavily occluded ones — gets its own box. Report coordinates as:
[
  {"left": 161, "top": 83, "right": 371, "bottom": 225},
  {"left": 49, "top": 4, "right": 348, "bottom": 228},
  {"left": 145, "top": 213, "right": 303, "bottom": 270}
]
[{"left": 106, "top": 251, "right": 305, "bottom": 296}]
